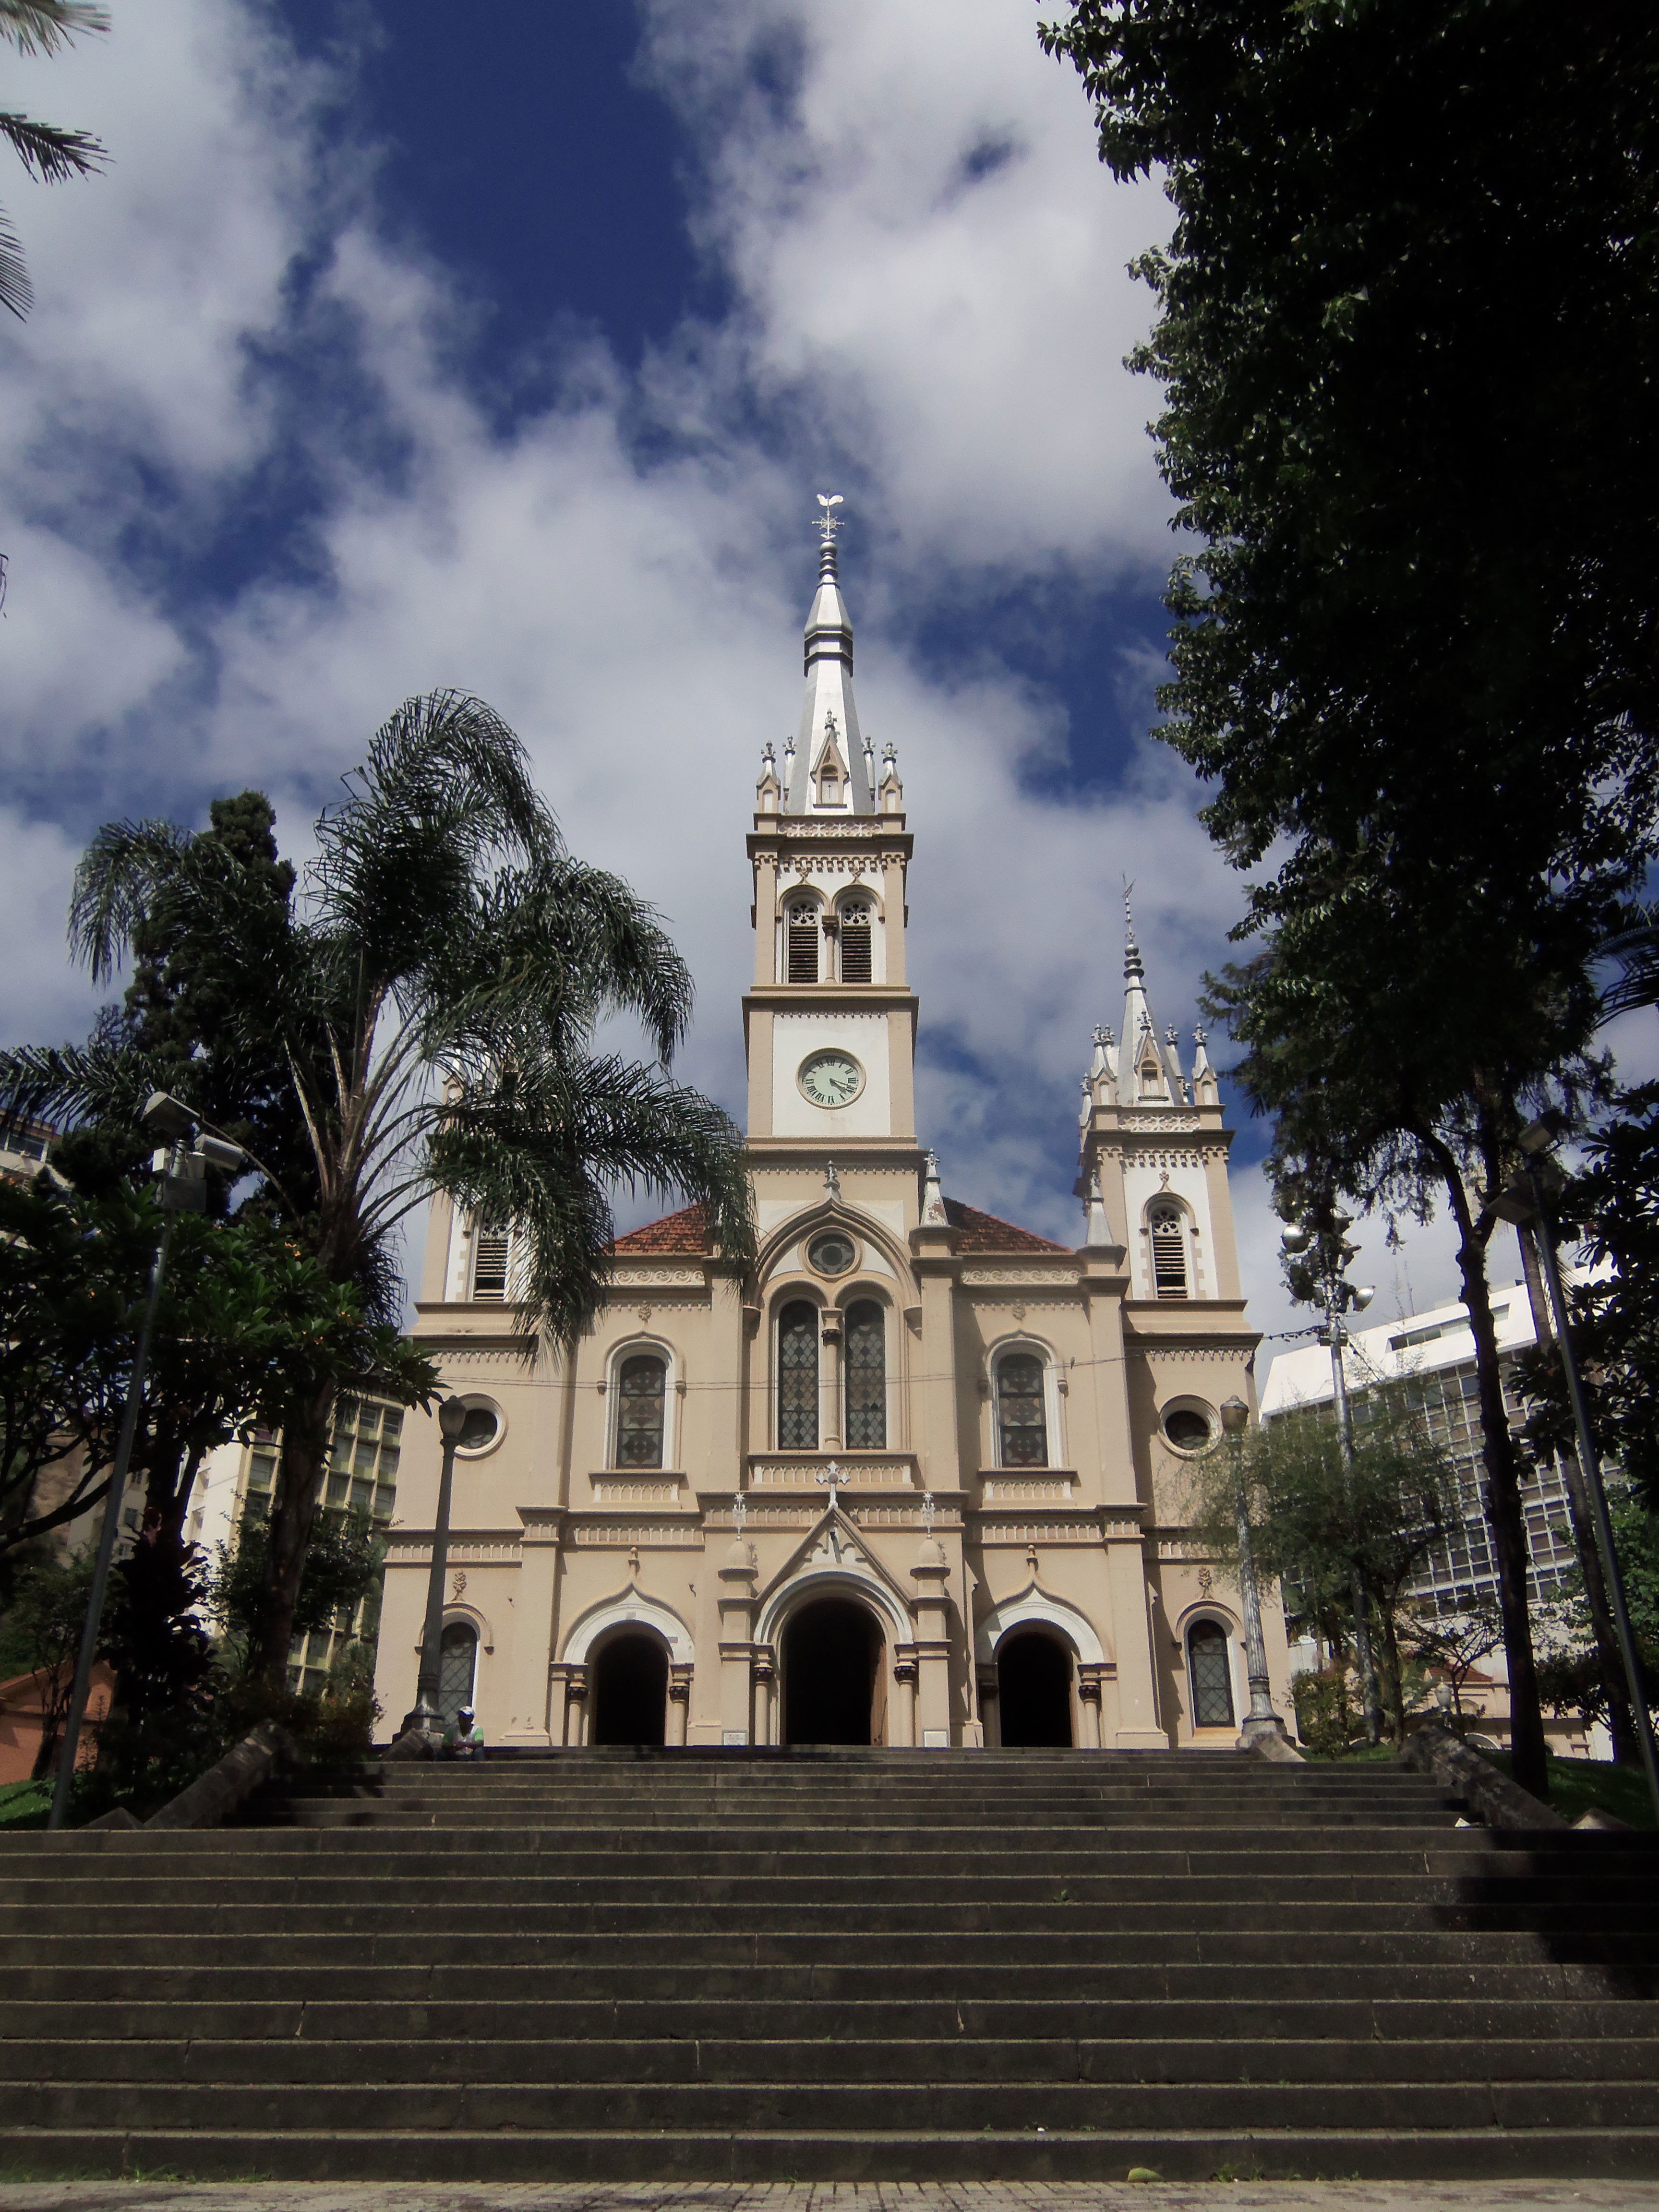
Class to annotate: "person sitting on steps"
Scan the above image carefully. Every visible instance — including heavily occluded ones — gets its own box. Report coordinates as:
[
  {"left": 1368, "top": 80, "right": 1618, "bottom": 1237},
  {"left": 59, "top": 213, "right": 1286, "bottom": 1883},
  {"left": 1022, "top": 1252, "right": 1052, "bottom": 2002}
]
[{"left": 444, "top": 1705, "right": 484, "bottom": 1760}]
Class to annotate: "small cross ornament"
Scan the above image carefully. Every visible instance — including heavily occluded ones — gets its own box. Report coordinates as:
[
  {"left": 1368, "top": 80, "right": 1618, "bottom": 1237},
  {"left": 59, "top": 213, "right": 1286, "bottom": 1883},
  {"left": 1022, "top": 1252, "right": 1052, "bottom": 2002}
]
[
  {"left": 922, "top": 1491, "right": 936, "bottom": 1537},
  {"left": 733, "top": 1491, "right": 747, "bottom": 1535},
  {"left": 816, "top": 1461, "right": 846, "bottom": 1511}
]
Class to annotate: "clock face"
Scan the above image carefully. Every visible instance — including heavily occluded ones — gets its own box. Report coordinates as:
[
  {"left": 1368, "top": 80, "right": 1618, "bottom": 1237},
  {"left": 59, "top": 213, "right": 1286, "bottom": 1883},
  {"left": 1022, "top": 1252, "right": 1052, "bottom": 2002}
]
[{"left": 799, "top": 1049, "right": 865, "bottom": 1108}]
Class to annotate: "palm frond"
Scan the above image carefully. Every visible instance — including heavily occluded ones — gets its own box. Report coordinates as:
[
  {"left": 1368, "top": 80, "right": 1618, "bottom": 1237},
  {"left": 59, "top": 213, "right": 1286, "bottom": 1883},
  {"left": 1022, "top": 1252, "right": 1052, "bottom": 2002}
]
[
  {"left": 0, "top": 1, "right": 108, "bottom": 57},
  {"left": 312, "top": 692, "right": 559, "bottom": 987},
  {"left": 68, "top": 818, "right": 194, "bottom": 982},
  {"left": 0, "top": 1034, "right": 159, "bottom": 1143},
  {"left": 0, "top": 112, "right": 106, "bottom": 181},
  {"left": 0, "top": 196, "right": 29, "bottom": 317},
  {"left": 426, "top": 1043, "right": 754, "bottom": 1346}
]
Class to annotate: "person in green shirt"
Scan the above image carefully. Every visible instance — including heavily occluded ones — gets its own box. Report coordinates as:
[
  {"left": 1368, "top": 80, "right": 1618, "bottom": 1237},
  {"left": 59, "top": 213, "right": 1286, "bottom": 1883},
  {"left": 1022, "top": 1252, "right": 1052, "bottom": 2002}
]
[{"left": 443, "top": 1705, "right": 484, "bottom": 1760}]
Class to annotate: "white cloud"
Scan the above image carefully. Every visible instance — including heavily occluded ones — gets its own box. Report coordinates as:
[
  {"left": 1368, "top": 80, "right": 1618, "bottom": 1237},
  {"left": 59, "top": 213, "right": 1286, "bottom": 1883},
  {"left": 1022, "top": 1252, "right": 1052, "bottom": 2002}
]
[
  {"left": 11, "top": 0, "right": 1563, "bottom": 1388},
  {"left": 641, "top": 0, "right": 1173, "bottom": 577}
]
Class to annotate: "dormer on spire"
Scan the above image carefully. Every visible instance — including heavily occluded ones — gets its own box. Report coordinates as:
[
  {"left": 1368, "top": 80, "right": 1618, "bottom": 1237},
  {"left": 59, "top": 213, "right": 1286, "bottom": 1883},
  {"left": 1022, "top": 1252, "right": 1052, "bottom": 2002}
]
[
  {"left": 1191, "top": 1027, "right": 1220, "bottom": 1108},
  {"left": 757, "top": 742, "right": 781, "bottom": 815},
  {"left": 788, "top": 495, "right": 876, "bottom": 815},
  {"left": 878, "top": 740, "right": 903, "bottom": 816}
]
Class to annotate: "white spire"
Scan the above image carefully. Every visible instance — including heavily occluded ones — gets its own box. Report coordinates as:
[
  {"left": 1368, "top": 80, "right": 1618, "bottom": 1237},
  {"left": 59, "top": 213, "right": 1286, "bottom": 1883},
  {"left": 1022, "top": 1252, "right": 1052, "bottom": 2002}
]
[
  {"left": 1118, "top": 894, "right": 1186, "bottom": 1106},
  {"left": 1083, "top": 1167, "right": 1116, "bottom": 1248},
  {"left": 786, "top": 495, "right": 876, "bottom": 815}
]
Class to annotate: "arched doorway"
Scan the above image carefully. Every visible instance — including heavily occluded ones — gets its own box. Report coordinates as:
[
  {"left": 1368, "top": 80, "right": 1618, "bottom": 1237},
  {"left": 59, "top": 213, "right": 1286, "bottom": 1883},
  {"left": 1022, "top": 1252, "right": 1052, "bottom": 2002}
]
[
  {"left": 591, "top": 1632, "right": 669, "bottom": 1745},
  {"left": 781, "top": 1597, "right": 883, "bottom": 1745},
  {"left": 437, "top": 1621, "right": 478, "bottom": 1726},
  {"left": 997, "top": 1629, "right": 1074, "bottom": 1747}
]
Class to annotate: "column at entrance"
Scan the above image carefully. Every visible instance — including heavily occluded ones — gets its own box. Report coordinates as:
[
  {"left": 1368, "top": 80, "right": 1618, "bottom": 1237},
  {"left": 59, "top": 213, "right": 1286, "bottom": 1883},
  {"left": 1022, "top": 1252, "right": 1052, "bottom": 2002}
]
[
  {"left": 752, "top": 1648, "right": 776, "bottom": 1746},
  {"left": 717, "top": 1532, "right": 757, "bottom": 1744},
  {"left": 911, "top": 1537, "right": 953, "bottom": 1746},
  {"left": 890, "top": 1646, "right": 917, "bottom": 1746},
  {"left": 668, "top": 1665, "right": 692, "bottom": 1745}
]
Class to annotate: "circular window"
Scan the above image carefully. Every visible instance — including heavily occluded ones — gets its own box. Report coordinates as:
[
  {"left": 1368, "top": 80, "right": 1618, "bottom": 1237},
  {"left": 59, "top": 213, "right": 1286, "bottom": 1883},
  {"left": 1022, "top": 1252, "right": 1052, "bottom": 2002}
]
[
  {"left": 1162, "top": 1405, "right": 1214, "bottom": 1454},
  {"left": 455, "top": 1398, "right": 503, "bottom": 1455},
  {"left": 808, "top": 1230, "right": 857, "bottom": 1276},
  {"left": 798, "top": 1049, "right": 865, "bottom": 1108}
]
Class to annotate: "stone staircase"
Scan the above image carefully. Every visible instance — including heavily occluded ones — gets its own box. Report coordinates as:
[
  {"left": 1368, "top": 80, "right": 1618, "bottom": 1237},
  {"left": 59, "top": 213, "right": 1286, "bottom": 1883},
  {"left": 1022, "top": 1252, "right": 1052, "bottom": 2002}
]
[{"left": 0, "top": 1747, "right": 1656, "bottom": 2181}]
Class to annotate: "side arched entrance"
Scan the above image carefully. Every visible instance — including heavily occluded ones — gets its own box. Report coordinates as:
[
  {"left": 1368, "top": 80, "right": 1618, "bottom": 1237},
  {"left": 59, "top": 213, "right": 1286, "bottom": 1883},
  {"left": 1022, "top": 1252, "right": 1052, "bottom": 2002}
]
[
  {"left": 781, "top": 1597, "right": 885, "bottom": 1745},
  {"left": 997, "top": 1629, "right": 1074, "bottom": 1747},
  {"left": 590, "top": 1631, "right": 670, "bottom": 1745}
]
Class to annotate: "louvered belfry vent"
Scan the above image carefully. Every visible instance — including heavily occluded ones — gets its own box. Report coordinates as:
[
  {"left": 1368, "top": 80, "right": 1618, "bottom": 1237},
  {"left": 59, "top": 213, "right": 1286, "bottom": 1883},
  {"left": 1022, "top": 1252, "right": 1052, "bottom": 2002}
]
[
  {"left": 840, "top": 902, "right": 872, "bottom": 982},
  {"left": 1150, "top": 1205, "right": 1189, "bottom": 1299},
  {"left": 786, "top": 902, "right": 819, "bottom": 984},
  {"left": 472, "top": 1226, "right": 511, "bottom": 1302}
]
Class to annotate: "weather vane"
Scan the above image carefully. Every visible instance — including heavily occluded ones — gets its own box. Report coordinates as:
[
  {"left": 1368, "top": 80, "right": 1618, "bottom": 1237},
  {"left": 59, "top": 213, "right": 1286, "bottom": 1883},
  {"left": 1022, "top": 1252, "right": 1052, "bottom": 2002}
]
[{"left": 815, "top": 491, "right": 845, "bottom": 542}]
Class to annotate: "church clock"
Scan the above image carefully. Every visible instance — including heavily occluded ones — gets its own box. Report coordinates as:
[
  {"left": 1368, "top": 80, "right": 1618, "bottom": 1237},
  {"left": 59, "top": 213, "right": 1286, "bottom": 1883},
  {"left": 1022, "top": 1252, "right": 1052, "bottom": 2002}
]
[{"left": 798, "top": 1049, "right": 864, "bottom": 1107}]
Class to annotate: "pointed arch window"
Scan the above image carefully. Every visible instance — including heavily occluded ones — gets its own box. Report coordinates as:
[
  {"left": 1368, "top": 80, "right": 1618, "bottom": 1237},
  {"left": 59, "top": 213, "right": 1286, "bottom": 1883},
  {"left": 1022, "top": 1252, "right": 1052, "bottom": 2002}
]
[
  {"left": 471, "top": 1226, "right": 511, "bottom": 1302},
  {"left": 786, "top": 901, "right": 820, "bottom": 984},
  {"left": 614, "top": 1353, "right": 667, "bottom": 1469},
  {"left": 996, "top": 1351, "right": 1048, "bottom": 1468},
  {"left": 1187, "top": 1620, "right": 1235, "bottom": 1728},
  {"left": 839, "top": 899, "right": 873, "bottom": 983},
  {"left": 1149, "top": 1204, "right": 1189, "bottom": 1299},
  {"left": 777, "top": 1300, "right": 819, "bottom": 1449},
  {"left": 844, "top": 1299, "right": 886, "bottom": 1448}
]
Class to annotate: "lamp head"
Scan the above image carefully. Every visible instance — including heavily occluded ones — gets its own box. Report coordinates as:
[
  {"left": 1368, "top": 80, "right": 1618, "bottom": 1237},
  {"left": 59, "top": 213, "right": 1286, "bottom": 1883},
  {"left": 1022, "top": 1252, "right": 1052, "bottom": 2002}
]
[
  {"left": 1350, "top": 1285, "right": 1376, "bottom": 1312},
  {"left": 437, "top": 1397, "right": 470, "bottom": 1444},
  {"left": 194, "top": 1132, "right": 246, "bottom": 1173},
  {"left": 1219, "top": 1395, "right": 1251, "bottom": 1436},
  {"left": 141, "top": 1092, "right": 196, "bottom": 1144},
  {"left": 1280, "top": 1226, "right": 1310, "bottom": 1254}
]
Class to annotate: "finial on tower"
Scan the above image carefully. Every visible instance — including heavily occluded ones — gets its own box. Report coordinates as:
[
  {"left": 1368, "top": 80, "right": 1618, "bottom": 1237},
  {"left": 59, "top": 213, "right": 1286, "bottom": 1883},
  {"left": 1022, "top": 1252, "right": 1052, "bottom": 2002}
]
[
  {"left": 1123, "top": 882, "right": 1144, "bottom": 981},
  {"left": 815, "top": 492, "right": 845, "bottom": 541}
]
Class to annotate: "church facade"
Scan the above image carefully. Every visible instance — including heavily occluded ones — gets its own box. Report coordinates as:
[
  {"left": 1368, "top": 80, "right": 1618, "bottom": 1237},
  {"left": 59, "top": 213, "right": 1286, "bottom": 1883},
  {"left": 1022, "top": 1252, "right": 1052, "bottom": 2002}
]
[{"left": 373, "top": 519, "right": 1294, "bottom": 1752}]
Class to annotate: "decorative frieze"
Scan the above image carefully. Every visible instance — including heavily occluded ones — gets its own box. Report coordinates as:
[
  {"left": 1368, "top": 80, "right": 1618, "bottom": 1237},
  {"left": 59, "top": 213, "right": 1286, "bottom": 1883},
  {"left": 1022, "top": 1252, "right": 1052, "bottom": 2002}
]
[
  {"left": 1117, "top": 1114, "right": 1202, "bottom": 1133},
  {"left": 590, "top": 1478, "right": 684, "bottom": 1503},
  {"left": 982, "top": 1478, "right": 1075, "bottom": 1501},
  {"left": 385, "top": 1539, "right": 522, "bottom": 1565},
  {"left": 608, "top": 1269, "right": 705, "bottom": 1287},
  {"left": 574, "top": 1524, "right": 703, "bottom": 1547},
  {"left": 976, "top": 1521, "right": 1101, "bottom": 1545},
  {"left": 748, "top": 1456, "right": 917, "bottom": 1487},
  {"left": 961, "top": 1269, "right": 1079, "bottom": 1286}
]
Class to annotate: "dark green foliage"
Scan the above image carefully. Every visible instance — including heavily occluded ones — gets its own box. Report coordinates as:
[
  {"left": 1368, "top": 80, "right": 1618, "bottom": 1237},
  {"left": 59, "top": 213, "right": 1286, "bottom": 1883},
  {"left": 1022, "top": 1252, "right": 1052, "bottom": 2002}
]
[
  {"left": 1518, "top": 1084, "right": 1659, "bottom": 1512},
  {"left": 1040, "top": 0, "right": 1659, "bottom": 910},
  {"left": 1189, "top": 1387, "right": 1460, "bottom": 1743},
  {"left": 1535, "top": 1489, "right": 1659, "bottom": 1732},
  {"left": 1290, "top": 1665, "right": 1359, "bottom": 1759},
  {"left": 209, "top": 1505, "right": 384, "bottom": 1661},
  {"left": 3, "top": 690, "right": 754, "bottom": 1685},
  {"left": 1042, "top": 0, "right": 1659, "bottom": 1805},
  {"left": 0, "top": 1547, "right": 94, "bottom": 1778}
]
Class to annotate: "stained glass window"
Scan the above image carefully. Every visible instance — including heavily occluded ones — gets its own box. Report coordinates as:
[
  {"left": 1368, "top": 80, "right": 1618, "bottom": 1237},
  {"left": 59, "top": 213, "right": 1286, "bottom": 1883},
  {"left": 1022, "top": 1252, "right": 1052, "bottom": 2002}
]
[
  {"left": 997, "top": 1353, "right": 1048, "bottom": 1467},
  {"left": 844, "top": 1300, "right": 886, "bottom": 1448},
  {"left": 1188, "top": 1621, "right": 1235, "bottom": 1727},
  {"left": 778, "top": 1300, "right": 819, "bottom": 1449},
  {"left": 615, "top": 1353, "right": 667, "bottom": 1468}
]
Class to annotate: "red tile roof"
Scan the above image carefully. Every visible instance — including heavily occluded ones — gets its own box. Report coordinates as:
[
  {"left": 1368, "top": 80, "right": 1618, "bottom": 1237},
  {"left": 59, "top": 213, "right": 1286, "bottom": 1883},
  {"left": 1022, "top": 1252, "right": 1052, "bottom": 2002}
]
[
  {"left": 610, "top": 1196, "right": 1069, "bottom": 1259},
  {"left": 943, "top": 1199, "right": 1070, "bottom": 1254},
  {"left": 611, "top": 1203, "right": 711, "bottom": 1255}
]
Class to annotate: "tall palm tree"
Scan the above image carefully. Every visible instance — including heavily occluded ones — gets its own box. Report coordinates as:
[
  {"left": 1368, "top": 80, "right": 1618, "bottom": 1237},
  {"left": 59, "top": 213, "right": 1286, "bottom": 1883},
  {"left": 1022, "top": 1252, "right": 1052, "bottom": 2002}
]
[
  {"left": 1, "top": 1, "right": 108, "bottom": 320},
  {"left": 4, "top": 693, "right": 755, "bottom": 1680}
]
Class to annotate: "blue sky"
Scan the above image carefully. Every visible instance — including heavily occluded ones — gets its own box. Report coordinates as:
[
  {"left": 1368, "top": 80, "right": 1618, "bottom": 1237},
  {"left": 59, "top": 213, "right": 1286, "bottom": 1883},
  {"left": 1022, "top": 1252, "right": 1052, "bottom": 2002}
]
[{"left": 4, "top": 0, "right": 1590, "bottom": 1356}]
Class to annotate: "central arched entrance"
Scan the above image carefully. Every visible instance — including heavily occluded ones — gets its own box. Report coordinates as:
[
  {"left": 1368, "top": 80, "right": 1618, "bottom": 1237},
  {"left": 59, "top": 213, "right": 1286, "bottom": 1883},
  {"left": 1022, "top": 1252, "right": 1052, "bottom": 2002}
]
[
  {"left": 997, "top": 1629, "right": 1074, "bottom": 1747},
  {"left": 591, "top": 1631, "right": 669, "bottom": 1745},
  {"left": 781, "top": 1596, "right": 883, "bottom": 1744}
]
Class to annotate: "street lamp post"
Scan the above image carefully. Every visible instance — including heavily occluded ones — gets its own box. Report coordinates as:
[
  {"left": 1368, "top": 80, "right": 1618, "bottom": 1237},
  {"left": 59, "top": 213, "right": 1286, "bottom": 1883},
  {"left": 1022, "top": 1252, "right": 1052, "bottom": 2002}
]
[
  {"left": 401, "top": 1395, "right": 472, "bottom": 1744},
  {"left": 1282, "top": 1209, "right": 1382, "bottom": 1745},
  {"left": 1220, "top": 1395, "right": 1286, "bottom": 1745},
  {"left": 1513, "top": 1125, "right": 1659, "bottom": 1826},
  {"left": 48, "top": 1094, "right": 246, "bottom": 1832}
]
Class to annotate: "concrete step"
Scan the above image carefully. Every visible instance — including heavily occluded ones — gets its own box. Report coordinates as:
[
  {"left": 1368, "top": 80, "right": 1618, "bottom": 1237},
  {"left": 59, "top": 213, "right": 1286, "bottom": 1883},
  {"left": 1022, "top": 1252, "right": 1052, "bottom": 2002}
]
[{"left": 4, "top": 1747, "right": 1655, "bottom": 2182}]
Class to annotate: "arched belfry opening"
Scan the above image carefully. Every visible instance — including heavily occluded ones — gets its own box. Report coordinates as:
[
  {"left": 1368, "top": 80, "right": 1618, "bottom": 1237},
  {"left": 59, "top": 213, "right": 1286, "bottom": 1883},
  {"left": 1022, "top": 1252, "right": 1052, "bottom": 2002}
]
[
  {"left": 591, "top": 1632, "right": 669, "bottom": 1745},
  {"left": 997, "top": 1629, "right": 1074, "bottom": 1747},
  {"left": 781, "top": 1596, "right": 884, "bottom": 1745}
]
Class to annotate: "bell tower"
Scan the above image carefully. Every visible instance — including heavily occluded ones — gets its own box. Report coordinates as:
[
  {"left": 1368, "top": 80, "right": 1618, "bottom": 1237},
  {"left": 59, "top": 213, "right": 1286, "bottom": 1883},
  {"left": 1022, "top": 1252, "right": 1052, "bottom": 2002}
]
[{"left": 745, "top": 501, "right": 917, "bottom": 1159}]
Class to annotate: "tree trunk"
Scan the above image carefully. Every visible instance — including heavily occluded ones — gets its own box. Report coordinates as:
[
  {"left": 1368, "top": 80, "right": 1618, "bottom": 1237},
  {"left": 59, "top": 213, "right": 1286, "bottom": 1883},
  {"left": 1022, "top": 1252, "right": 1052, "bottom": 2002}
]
[
  {"left": 252, "top": 1382, "right": 336, "bottom": 1688},
  {"left": 1439, "top": 1165, "right": 1550, "bottom": 1801},
  {"left": 1516, "top": 1229, "right": 1639, "bottom": 1765}
]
